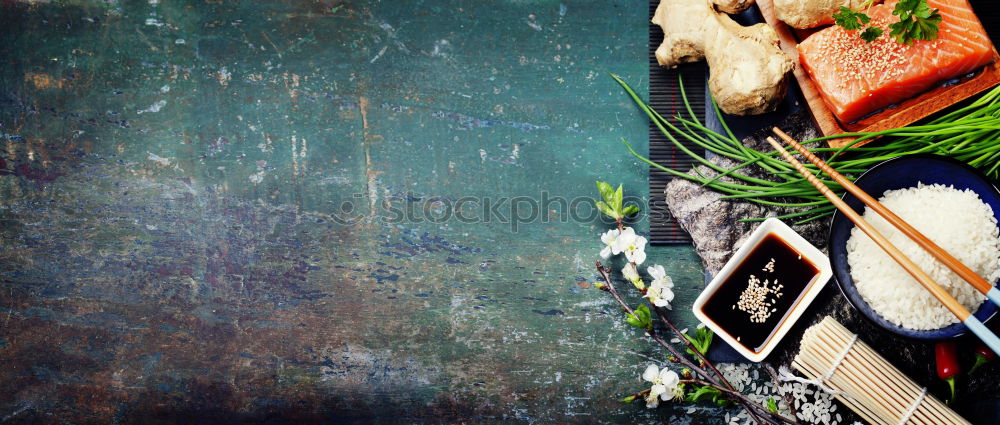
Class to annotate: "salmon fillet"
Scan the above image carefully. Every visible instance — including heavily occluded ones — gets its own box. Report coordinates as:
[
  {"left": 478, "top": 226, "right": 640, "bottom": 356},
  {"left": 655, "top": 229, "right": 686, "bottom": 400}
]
[{"left": 798, "top": 0, "right": 995, "bottom": 123}]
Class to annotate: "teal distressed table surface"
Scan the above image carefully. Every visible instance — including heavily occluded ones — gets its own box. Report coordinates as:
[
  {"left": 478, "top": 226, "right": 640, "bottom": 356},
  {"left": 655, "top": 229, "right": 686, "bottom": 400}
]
[{"left": 0, "top": 1, "right": 711, "bottom": 423}]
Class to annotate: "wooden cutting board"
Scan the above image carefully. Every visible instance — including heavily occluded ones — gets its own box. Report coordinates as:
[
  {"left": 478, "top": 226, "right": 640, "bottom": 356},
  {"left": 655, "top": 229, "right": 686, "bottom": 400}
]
[{"left": 756, "top": 0, "right": 1000, "bottom": 148}]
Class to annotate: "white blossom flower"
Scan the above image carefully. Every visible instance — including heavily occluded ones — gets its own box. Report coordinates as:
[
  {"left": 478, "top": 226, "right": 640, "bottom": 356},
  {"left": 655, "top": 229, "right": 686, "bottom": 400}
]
[
  {"left": 669, "top": 380, "right": 684, "bottom": 400},
  {"left": 613, "top": 227, "right": 647, "bottom": 265},
  {"left": 622, "top": 263, "right": 641, "bottom": 284},
  {"left": 611, "top": 227, "right": 634, "bottom": 252},
  {"left": 599, "top": 228, "right": 622, "bottom": 259},
  {"left": 648, "top": 264, "right": 668, "bottom": 284},
  {"left": 644, "top": 264, "right": 675, "bottom": 308},
  {"left": 642, "top": 364, "right": 682, "bottom": 408}
]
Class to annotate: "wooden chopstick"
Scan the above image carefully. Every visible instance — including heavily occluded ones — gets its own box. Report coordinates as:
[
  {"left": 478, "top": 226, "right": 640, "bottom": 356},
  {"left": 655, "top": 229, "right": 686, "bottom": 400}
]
[
  {"left": 763, "top": 134, "right": 1000, "bottom": 356},
  {"left": 772, "top": 127, "right": 1000, "bottom": 308}
]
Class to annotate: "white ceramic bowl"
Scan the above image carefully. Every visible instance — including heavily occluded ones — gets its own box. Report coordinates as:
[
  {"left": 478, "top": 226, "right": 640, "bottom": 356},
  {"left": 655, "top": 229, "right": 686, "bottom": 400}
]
[{"left": 692, "top": 217, "right": 833, "bottom": 362}]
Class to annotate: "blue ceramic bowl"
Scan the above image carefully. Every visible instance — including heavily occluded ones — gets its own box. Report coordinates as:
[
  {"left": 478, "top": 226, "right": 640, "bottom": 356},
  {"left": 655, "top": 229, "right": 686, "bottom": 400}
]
[{"left": 828, "top": 154, "right": 1000, "bottom": 340}]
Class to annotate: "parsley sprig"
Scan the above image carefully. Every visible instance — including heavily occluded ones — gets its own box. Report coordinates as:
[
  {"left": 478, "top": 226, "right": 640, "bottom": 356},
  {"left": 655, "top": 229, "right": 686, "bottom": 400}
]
[
  {"left": 860, "top": 26, "right": 884, "bottom": 42},
  {"left": 832, "top": 0, "right": 941, "bottom": 45},
  {"left": 833, "top": 6, "right": 869, "bottom": 30},
  {"left": 889, "top": 0, "right": 942, "bottom": 45}
]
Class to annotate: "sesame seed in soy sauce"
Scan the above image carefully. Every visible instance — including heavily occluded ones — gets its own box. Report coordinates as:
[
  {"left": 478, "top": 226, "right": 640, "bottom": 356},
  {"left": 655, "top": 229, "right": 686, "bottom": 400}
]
[{"left": 700, "top": 233, "right": 820, "bottom": 354}]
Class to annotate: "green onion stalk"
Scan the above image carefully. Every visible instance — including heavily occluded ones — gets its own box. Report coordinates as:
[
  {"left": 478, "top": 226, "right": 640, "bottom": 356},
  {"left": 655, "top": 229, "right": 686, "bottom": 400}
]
[{"left": 611, "top": 73, "right": 1000, "bottom": 224}]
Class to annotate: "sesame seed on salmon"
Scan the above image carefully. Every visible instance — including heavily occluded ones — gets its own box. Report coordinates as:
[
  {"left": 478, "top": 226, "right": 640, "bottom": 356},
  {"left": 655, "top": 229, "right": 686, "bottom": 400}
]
[{"left": 798, "top": 0, "right": 995, "bottom": 123}]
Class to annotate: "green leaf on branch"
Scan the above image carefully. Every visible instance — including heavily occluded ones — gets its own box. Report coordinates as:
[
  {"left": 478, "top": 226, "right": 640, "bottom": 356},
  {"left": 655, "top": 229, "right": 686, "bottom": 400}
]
[
  {"left": 595, "top": 181, "right": 625, "bottom": 219},
  {"left": 686, "top": 384, "right": 731, "bottom": 407},
  {"left": 595, "top": 200, "right": 619, "bottom": 219},
  {"left": 625, "top": 304, "right": 652, "bottom": 330},
  {"left": 767, "top": 397, "right": 779, "bottom": 413},
  {"left": 613, "top": 184, "right": 623, "bottom": 214},
  {"left": 622, "top": 204, "right": 640, "bottom": 216},
  {"left": 685, "top": 385, "right": 722, "bottom": 403},
  {"left": 684, "top": 327, "right": 715, "bottom": 357},
  {"left": 596, "top": 181, "right": 615, "bottom": 204},
  {"left": 619, "top": 395, "right": 637, "bottom": 403}
]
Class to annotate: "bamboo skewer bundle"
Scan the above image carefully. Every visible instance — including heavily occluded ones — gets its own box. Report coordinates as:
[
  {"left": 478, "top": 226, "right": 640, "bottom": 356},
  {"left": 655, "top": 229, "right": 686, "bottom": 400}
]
[{"left": 793, "top": 317, "right": 969, "bottom": 425}]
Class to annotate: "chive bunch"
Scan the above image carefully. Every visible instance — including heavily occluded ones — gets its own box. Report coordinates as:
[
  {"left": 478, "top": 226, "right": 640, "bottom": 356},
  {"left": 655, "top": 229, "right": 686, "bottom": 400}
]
[{"left": 612, "top": 74, "right": 1000, "bottom": 223}]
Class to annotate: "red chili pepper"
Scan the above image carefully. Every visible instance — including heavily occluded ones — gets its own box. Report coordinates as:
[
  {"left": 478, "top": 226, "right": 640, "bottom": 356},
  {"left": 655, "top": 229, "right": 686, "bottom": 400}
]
[
  {"left": 969, "top": 341, "right": 996, "bottom": 374},
  {"left": 935, "top": 341, "right": 959, "bottom": 403}
]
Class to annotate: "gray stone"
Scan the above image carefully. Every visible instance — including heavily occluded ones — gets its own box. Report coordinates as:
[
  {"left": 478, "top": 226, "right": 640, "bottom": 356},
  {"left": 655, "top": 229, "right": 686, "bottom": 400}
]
[{"left": 664, "top": 110, "right": 825, "bottom": 277}]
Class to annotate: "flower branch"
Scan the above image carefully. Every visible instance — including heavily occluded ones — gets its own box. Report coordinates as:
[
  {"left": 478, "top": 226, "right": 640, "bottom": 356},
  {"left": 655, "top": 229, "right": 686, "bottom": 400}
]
[
  {"left": 597, "top": 261, "right": 792, "bottom": 425},
  {"left": 597, "top": 262, "right": 713, "bottom": 379},
  {"left": 592, "top": 181, "right": 799, "bottom": 425}
]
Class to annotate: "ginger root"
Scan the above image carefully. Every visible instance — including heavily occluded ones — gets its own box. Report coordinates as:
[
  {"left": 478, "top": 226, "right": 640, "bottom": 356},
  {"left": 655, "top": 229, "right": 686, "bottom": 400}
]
[
  {"left": 773, "top": 0, "right": 868, "bottom": 29},
  {"left": 653, "top": 0, "right": 793, "bottom": 115},
  {"left": 713, "top": 0, "right": 755, "bottom": 14}
]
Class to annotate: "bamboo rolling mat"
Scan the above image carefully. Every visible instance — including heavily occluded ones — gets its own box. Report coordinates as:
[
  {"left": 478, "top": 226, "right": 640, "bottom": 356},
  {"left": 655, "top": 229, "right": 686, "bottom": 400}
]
[{"left": 793, "top": 317, "right": 970, "bottom": 425}]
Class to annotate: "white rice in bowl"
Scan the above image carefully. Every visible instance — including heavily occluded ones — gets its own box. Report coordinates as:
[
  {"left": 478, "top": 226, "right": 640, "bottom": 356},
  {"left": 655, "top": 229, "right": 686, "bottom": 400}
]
[{"left": 846, "top": 183, "right": 1000, "bottom": 330}]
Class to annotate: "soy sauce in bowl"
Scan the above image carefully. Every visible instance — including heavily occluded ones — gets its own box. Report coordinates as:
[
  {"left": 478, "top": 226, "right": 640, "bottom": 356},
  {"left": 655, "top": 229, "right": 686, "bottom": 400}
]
[{"left": 701, "top": 233, "right": 821, "bottom": 354}]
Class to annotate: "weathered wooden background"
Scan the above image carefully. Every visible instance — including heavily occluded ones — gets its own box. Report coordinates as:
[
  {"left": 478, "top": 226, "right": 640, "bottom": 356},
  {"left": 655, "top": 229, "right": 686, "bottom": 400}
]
[{"left": 0, "top": 0, "right": 712, "bottom": 423}]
